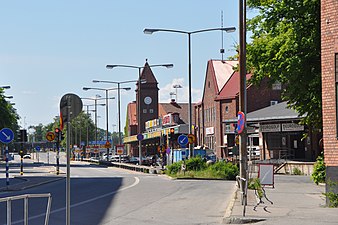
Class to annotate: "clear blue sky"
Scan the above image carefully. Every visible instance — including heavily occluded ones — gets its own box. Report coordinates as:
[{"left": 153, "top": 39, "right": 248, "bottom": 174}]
[{"left": 1, "top": 0, "right": 242, "bottom": 132}]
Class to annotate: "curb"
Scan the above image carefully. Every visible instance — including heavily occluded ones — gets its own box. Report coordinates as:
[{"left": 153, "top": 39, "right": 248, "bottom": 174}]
[
  {"left": 223, "top": 217, "right": 266, "bottom": 224},
  {"left": 223, "top": 185, "right": 266, "bottom": 224},
  {"left": 223, "top": 185, "right": 238, "bottom": 219}
]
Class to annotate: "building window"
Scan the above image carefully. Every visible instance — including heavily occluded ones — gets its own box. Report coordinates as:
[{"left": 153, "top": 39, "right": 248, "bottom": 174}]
[
  {"left": 336, "top": 53, "right": 338, "bottom": 137},
  {"left": 143, "top": 109, "right": 147, "bottom": 113},
  {"left": 149, "top": 109, "right": 154, "bottom": 113},
  {"left": 270, "top": 101, "right": 278, "bottom": 106},
  {"left": 225, "top": 105, "right": 229, "bottom": 113}
]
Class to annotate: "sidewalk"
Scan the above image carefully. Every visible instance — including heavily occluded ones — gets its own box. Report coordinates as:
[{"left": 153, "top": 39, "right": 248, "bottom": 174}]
[
  {"left": 0, "top": 163, "right": 64, "bottom": 192},
  {"left": 224, "top": 175, "right": 338, "bottom": 225}
]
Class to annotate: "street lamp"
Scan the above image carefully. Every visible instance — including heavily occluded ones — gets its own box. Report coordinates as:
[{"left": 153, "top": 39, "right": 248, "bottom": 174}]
[
  {"left": 0, "top": 86, "right": 10, "bottom": 89},
  {"left": 81, "top": 95, "right": 106, "bottom": 149},
  {"left": 92, "top": 79, "right": 135, "bottom": 145},
  {"left": 83, "top": 103, "right": 105, "bottom": 151},
  {"left": 83, "top": 86, "right": 126, "bottom": 161},
  {"left": 144, "top": 27, "right": 236, "bottom": 158},
  {"left": 173, "top": 84, "right": 182, "bottom": 102},
  {"left": 106, "top": 62, "right": 173, "bottom": 165}
]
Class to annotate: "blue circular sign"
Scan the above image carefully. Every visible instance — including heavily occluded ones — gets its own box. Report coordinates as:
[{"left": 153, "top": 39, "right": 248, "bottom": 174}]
[
  {"left": 237, "top": 111, "right": 245, "bottom": 134},
  {"left": 0, "top": 128, "right": 14, "bottom": 144},
  {"left": 36, "top": 146, "right": 41, "bottom": 151},
  {"left": 178, "top": 134, "right": 188, "bottom": 147},
  {"left": 137, "top": 133, "right": 144, "bottom": 141}
]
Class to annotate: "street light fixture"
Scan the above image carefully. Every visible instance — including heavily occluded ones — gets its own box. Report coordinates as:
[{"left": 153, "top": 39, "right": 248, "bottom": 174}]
[
  {"left": 0, "top": 86, "right": 10, "bottom": 89},
  {"left": 106, "top": 62, "right": 174, "bottom": 165},
  {"left": 83, "top": 103, "right": 106, "bottom": 150},
  {"left": 83, "top": 86, "right": 128, "bottom": 161},
  {"left": 92, "top": 79, "right": 139, "bottom": 146},
  {"left": 81, "top": 95, "right": 107, "bottom": 149},
  {"left": 144, "top": 27, "right": 235, "bottom": 158},
  {"left": 173, "top": 84, "right": 182, "bottom": 102}
]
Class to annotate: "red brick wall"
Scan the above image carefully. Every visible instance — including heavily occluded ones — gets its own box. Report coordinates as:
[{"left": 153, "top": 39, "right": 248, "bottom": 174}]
[
  {"left": 247, "top": 78, "right": 282, "bottom": 113},
  {"left": 321, "top": 0, "right": 338, "bottom": 166}
]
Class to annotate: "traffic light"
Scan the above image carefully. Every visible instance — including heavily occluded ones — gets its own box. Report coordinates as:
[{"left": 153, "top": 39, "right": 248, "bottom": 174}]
[
  {"left": 21, "top": 129, "right": 27, "bottom": 142},
  {"left": 55, "top": 128, "right": 60, "bottom": 142},
  {"left": 169, "top": 128, "right": 175, "bottom": 141},
  {"left": 17, "top": 129, "right": 27, "bottom": 142},
  {"left": 60, "top": 131, "right": 65, "bottom": 141}
]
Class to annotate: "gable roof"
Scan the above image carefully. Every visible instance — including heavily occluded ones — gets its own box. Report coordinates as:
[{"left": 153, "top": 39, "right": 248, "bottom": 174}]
[
  {"left": 159, "top": 101, "right": 192, "bottom": 124},
  {"left": 216, "top": 71, "right": 252, "bottom": 100},
  {"left": 140, "top": 62, "right": 158, "bottom": 84},
  {"left": 126, "top": 100, "right": 194, "bottom": 127},
  {"left": 212, "top": 60, "right": 238, "bottom": 93}
]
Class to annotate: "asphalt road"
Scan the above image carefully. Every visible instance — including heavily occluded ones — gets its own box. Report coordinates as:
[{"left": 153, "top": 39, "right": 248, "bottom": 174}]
[{"left": 0, "top": 153, "right": 235, "bottom": 225}]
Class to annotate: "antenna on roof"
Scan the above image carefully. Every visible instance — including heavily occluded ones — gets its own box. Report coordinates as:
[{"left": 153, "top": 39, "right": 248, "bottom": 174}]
[{"left": 220, "top": 10, "right": 225, "bottom": 61}]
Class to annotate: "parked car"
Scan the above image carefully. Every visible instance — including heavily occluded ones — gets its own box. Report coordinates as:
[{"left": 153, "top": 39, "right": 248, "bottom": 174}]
[{"left": 23, "top": 154, "right": 31, "bottom": 159}]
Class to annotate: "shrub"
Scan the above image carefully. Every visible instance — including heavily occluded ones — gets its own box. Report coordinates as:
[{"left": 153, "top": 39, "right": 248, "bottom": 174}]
[
  {"left": 293, "top": 167, "right": 303, "bottom": 175},
  {"left": 248, "top": 178, "right": 263, "bottom": 199},
  {"left": 324, "top": 180, "right": 338, "bottom": 208},
  {"left": 185, "top": 156, "right": 207, "bottom": 171},
  {"left": 311, "top": 153, "right": 326, "bottom": 185},
  {"left": 166, "top": 161, "right": 183, "bottom": 175},
  {"left": 208, "top": 161, "right": 239, "bottom": 180}
]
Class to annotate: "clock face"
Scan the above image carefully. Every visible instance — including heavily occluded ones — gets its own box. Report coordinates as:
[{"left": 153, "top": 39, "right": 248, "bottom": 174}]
[{"left": 144, "top": 96, "right": 152, "bottom": 105}]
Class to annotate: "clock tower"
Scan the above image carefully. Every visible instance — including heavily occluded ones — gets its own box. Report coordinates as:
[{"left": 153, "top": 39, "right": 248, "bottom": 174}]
[{"left": 136, "top": 61, "right": 159, "bottom": 133}]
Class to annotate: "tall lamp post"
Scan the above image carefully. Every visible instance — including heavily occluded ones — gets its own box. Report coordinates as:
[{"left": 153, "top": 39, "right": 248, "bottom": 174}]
[
  {"left": 81, "top": 96, "right": 106, "bottom": 152},
  {"left": 144, "top": 27, "right": 236, "bottom": 158},
  {"left": 83, "top": 87, "right": 125, "bottom": 160},
  {"left": 92, "top": 79, "right": 136, "bottom": 145},
  {"left": 83, "top": 103, "right": 105, "bottom": 152},
  {"left": 106, "top": 63, "right": 173, "bottom": 165}
]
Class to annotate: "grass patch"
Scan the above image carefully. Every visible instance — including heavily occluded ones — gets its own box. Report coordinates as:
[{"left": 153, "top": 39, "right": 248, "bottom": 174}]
[{"left": 165, "top": 156, "right": 239, "bottom": 180}]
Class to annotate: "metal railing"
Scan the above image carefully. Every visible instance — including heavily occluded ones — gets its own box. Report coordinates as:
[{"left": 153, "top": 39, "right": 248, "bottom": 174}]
[{"left": 0, "top": 193, "right": 52, "bottom": 225}]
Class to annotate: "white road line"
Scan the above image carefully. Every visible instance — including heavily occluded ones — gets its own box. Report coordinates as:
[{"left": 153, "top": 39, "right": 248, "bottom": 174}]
[{"left": 11, "top": 176, "right": 140, "bottom": 224}]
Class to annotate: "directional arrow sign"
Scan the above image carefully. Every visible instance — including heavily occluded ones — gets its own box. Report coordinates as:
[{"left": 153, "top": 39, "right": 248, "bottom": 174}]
[
  {"left": 178, "top": 134, "right": 188, "bottom": 147},
  {"left": 0, "top": 128, "right": 14, "bottom": 144}
]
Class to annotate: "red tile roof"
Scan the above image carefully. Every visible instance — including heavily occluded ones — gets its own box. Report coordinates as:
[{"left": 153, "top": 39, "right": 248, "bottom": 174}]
[{"left": 216, "top": 72, "right": 252, "bottom": 100}]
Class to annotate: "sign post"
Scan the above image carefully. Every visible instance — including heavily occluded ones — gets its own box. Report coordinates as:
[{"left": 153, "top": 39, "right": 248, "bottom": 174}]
[
  {"left": 60, "top": 93, "right": 83, "bottom": 225},
  {"left": 0, "top": 128, "right": 14, "bottom": 187}
]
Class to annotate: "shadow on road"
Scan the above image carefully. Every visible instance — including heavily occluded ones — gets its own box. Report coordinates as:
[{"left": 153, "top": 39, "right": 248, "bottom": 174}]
[{"left": 0, "top": 177, "right": 124, "bottom": 225}]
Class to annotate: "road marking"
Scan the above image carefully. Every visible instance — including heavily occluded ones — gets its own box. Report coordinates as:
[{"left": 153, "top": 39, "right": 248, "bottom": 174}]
[{"left": 11, "top": 176, "right": 140, "bottom": 224}]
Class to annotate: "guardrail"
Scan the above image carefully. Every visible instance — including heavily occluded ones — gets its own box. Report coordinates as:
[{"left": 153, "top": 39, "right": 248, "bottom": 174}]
[{"left": 0, "top": 193, "right": 52, "bottom": 225}]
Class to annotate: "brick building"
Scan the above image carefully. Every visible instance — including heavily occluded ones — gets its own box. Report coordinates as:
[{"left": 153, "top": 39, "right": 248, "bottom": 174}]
[
  {"left": 321, "top": 0, "right": 338, "bottom": 196},
  {"left": 124, "top": 61, "right": 192, "bottom": 157},
  {"left": 194, "top": 60, "right": 282, "bottom": 159}
]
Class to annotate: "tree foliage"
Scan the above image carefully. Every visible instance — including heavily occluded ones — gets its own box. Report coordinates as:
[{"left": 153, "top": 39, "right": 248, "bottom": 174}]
[
  {"left": 0, "top": 88, "right": 19, "bottom": 131},
  {"left": 246, "top": 0, "right": 321, "bottom": 128}
]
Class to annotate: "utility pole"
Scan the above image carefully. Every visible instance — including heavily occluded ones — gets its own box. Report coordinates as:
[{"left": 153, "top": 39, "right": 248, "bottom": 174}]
[{"left": 239, "top": 0, "right": 248, "bottom": 205}]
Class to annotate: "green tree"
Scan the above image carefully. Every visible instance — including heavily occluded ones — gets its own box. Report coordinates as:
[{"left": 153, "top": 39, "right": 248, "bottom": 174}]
[
  {"left": 0, "top": 88, "right": 19, "bottom": 131},
  {"left": 246, "top": 0, "right": 321, "bottom": 128}
]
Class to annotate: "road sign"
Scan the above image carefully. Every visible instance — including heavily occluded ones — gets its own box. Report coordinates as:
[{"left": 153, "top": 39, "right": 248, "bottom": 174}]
[
  {"left": 60, "top": 93, "right": 83, "bottom": 123},
  {"left": 0, "top": 128, "right": 14, "bottom": 144},
  {"left": 178, "top": 134, "right": 188, "bottom": 147},
  {"left": 166, "top": 147, "right": 171, "bottom": 154},
  {"left": 237, "top": 111, "right": 245, "bottom": 134},
  {"left": 137, "top": 133, "right": 144, "bottom": 141},
  {"left": 116, "top": 145, "right": 124, "bottom": 155},
  {"left": 46, "top": 132, "right": 55, "bottom": 142},
  {"left": 188, "top": 134, "right": 196, "bottom": 144},
  {"left": 36, "top": 146, "right": 41, "bottom": 151},
  {"left": 104, "top": 141, "right": 111, "bottom": 148}
]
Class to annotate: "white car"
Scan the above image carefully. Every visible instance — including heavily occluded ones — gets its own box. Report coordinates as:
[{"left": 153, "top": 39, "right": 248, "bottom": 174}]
[{"left": 23, "top": 154, "right": 31, "bottom": 159}]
